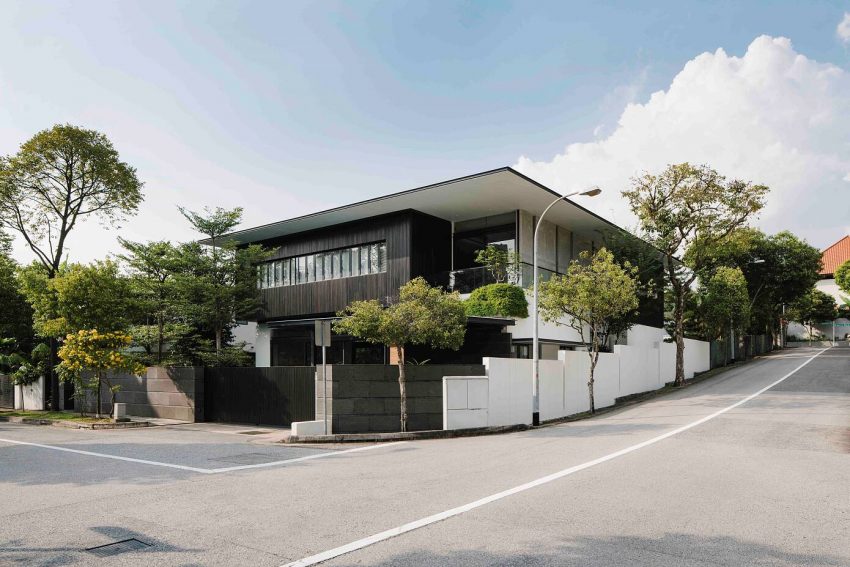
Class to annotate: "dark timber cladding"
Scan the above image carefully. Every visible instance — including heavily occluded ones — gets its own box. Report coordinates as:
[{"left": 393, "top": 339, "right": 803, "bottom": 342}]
[{"left": 254, "top": 210, "right": 452, "bottom": 320}]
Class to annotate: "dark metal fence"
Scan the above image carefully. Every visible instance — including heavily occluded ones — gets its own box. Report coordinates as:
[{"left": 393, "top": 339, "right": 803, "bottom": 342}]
[
  {"left": 0, "top": 374, "right": 13, "bottom": 408},
  {"left": 710, "top": 334, "right": 774, "bottom": 369},
  {"left": 204, "top": 367, "right": 315, "bottom": 426}
]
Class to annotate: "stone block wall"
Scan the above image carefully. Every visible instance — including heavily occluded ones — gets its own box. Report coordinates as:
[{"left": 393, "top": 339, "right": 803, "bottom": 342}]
[
  {"left": 318, "top": 364, "right": 485, "bottom": 433},
  {"left": 79, "top": 366, "right": 204, "bottom": 421}
]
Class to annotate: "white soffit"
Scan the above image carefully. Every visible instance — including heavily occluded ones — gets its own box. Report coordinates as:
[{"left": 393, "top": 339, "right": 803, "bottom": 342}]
[{"left": 221, "top": 168, "right": 621, "bottom": 244}]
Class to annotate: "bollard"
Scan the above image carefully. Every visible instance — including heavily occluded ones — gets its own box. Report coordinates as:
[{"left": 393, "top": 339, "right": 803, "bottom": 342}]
[{"left": 113, "top": 402, "right": 130, "bottom": 422}]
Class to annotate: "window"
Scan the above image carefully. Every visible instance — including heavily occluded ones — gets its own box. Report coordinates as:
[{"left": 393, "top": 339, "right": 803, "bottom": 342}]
[{"left": 257, "top": 241, "right": 387, "bottom": 289}]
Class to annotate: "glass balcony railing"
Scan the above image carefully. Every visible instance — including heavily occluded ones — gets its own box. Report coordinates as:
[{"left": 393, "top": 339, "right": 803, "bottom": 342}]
[{"left": 427, "top": 263, "right": 562, "bottom": 294}]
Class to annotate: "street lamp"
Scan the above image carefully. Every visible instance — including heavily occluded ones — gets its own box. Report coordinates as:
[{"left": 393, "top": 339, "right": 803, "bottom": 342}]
[{"left": 532, "top": 186, "right": 602, "bottom": 426}]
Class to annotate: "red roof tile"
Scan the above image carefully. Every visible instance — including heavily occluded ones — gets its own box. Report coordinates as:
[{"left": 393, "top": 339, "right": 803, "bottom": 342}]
[{"left": 820, "top": 235, "right": 850, "bottom": 276}]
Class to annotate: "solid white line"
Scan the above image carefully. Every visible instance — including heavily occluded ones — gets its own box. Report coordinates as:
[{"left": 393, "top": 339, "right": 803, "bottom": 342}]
[
  {"left": 0, "top": 437, "right": 211, "bottom": 473},
  {"left": 0, "top": 436, "right": 407, "bottom": 475},
  {"left": 206, "top": 442, "right": 408, "bottom": 473},
  {"left": 281, "top": 348, "right": 829, "bottom": 567}
]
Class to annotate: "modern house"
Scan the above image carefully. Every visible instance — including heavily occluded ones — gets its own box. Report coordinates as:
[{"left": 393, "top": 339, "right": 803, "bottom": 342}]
[{"left": 224, "top": 167, "right": 663, "bottom": 366}]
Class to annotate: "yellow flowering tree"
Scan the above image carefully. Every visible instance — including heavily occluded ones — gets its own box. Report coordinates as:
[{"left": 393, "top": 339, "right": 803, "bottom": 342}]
[{"left": 58, "top": 330, "right": 144, "bottom": 417}]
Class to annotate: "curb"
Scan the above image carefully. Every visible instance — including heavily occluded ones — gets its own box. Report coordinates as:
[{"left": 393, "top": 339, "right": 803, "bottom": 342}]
[
  {"left": 285, "top": 424, "right": 530, "bottom": 444},
  {"left": 0, "top": 415, "right": 152, "bottom": 430},
  {"left": 288, "top": 351, "right": 776, "bottom": 443}
]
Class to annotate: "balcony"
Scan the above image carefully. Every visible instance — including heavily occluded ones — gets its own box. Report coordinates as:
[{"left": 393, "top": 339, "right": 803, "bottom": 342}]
[{"left": 429, "top": 263, "right": 561, "bottom": 294}]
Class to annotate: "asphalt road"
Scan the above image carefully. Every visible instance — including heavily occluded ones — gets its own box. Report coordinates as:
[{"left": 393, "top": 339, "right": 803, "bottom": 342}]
[{"left": 1, "top": 346, "right": 848, "bottom": 566}]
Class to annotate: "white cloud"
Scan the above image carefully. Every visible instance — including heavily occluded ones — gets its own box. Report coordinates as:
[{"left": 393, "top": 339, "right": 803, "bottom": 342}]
[
  {"left": 838, "top": 12, "right": 850, "bottom": 44},
  {"left": 515, "top": 36, "right": 850, "bottom": 248}
]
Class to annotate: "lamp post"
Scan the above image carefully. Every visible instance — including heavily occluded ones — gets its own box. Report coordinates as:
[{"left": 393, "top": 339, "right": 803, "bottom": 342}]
[{"left": 532, "top": 186, "right": 601, "bottom": 426}]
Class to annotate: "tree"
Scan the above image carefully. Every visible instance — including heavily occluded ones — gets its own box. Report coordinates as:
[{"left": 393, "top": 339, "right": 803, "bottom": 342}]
[
  {"left": 0, "top": 124, "right": 143, "bottom": 407},
  {"left": 698, "top": 267, "right": 749, "bottom": 364},
  {"left": 120, "top": 239, "right": 182, "bottom": 363},
  {"left": 4, "top": 343, "right": 49, "bottom": 412},
  {"left": 0, "top": 246, "right": 34, "bottom": 353},
  {"left": 176, "top": 207, "right": 269, "bottom": 353},
  {"left": 789, "top": 288, "right": 837, "bottom": 345},
  {"left": 335, "top": 277, "right": 467, "bottom": 431},
  {"left": 690, "top": 228, "right": 821, "bottom": 340},
  {"left": 623, "top": 163, "right": 768, "bottom": 386},
  {"left": 19, "top": 260, "right": 135, "bottom": 338},
  {"left": 537, "top": 249, "right": 639, "bottom": 414},
  {"left": 603, "top": 228, "right": 664, "bottom": 331},
  {"left": 836, "top": 260, "right": 850, "bottom": 297},
  {"left": 58, "top": 330, "right": 144, "bottom": 417},
  {"left": 464, "top": 283, "right": 529, "bottom": 318},
  {"left": 475, "top": 245, "right": 520, "bottom": 283}
]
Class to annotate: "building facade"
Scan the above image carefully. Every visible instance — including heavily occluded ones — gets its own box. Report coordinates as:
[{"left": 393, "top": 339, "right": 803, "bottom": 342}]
[{"left": 222, "top": 168, "right": 663, "bottom": 366}]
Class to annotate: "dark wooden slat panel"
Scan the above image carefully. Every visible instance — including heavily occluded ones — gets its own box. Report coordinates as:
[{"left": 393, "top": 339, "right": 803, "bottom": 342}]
[{"left": 204, "top": 367, "right": 315, "bottom": 426}]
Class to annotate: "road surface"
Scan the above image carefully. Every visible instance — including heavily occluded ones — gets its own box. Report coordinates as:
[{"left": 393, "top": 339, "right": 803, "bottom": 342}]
[{"left": 1, "top": 346, "right": 848, "bottom": 566}]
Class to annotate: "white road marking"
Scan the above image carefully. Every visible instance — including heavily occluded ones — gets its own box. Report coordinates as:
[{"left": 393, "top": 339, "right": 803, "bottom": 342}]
[
  {"left": 282, "top": 348, "right": 829, "bottom": 567},
  {"left": 205, "top": 442, "right": 407, "bottom": 474},
  {"left": 0, "top": 436, "right": 406, "bottom": 474}
]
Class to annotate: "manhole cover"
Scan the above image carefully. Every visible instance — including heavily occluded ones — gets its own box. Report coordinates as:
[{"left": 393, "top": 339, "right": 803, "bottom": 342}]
[
  {"left": 237, "top": 430, "right": 271, "bottom": 435},
  {"left": 209, "top": 452, "right": 284, "bottom": 465},
  {"left": 86, "top": 538, "right": 151, "bottom": 557}
]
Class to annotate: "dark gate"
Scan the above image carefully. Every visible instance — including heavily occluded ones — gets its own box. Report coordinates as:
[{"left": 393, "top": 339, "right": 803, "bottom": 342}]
[
  {"left": 204, "top": 367, "right": 315, "bottom": 426},
  {"left": 0, "top": 374, "right": 13, "bottom": 408}
]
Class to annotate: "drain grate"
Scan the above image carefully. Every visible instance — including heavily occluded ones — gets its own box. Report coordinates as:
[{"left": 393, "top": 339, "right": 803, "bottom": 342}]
[
  {"left": 208, "top": 452, "right": 285, "bottom": 465},
  {"left": 237, "top": 430, "right": 271, "bottom": 435},
  {"left": 86, "top": 538, "right": 151, "bottom": 557}
]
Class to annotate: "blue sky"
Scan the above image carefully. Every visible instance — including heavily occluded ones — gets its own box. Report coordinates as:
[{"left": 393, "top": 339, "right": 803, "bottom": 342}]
[{"left": 2, "top": 1, "right": 849, "bottom": 263}]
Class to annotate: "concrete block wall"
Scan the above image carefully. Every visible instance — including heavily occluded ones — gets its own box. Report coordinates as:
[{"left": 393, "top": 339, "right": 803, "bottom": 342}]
[
  {"left": 79, "top": 366, "right": 204, "bottom": 421},
  {"left": 322, "top": 364, "right": 486, "bottom": 433}
]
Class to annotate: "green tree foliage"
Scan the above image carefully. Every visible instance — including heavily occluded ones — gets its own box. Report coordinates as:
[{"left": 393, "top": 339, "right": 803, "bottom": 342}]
[
  {"left": 0, "top": 124, "right": 143, "bottom": 277},
  {"left": 176, "top": 207, "right": 269, "bottom": 353},
  {"left": 464, "top": 283, "right": 528, "bottom": 318},
  {"left": 537, "top": 249, "right": 639, "bottom": 413},
  {"left": 18, "top": 260, "right": 134, "bottom": 338},
  {"left": 58, "top": 330, "right": 144, "bottom": 416},
  {"left": 335, "top": 277, "right": 467, "bottom": 431},
  {"left": 0, "top": 124, "right": 143, "bottom": 407},
  {"left": 623, "top": 163, "right": 768, "bottom": 386},
  {"left": 788, "top": 288, "right": 837, "bottom": 343},
  {"left": 835, "top": 260, "right": 850, "bottom": 297},
  {"left": 698, "top": 266, "right": 750, "bottom": 342},
  {"left": 690, "top": 228, "right": 822, "bottom": 338},
  {"left": 120, "top": 239, "right": 183, "bottom": 363},
  {"left": 0, "top": 245, "right": 34, "bottom": 353},
  {"left": 474, "top": 244, "right": 520, "bottom": 283}
]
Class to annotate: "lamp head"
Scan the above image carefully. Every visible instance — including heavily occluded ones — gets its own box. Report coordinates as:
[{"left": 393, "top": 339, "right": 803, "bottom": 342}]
[{"left": 581, "top": 186, "right": 602, "bottom": 197}]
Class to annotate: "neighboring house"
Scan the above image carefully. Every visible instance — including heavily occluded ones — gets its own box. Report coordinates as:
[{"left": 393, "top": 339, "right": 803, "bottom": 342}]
[
  {"left": 788, "top": 234, "right": 850, "bottom": 341},
  {"left": 222, "top": 167, "right": 663, "bottom": 367}
]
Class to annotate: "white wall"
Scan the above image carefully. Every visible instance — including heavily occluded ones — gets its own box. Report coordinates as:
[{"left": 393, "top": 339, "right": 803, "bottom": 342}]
[
  {"left": 254, "top": 323, "right": 271, "bottom": 367},
  {"left": 444, "top": 325, "right": 711, "bottom": 430},
  {"left": 231, "top": 321, "right": 258, "bottom": 353},
  {"left": 14, "top": 377, "right": 44, "bottom": 410}
]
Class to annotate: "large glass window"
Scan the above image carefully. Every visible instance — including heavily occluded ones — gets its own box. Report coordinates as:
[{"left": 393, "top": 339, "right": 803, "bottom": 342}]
[{"left": 258, "top": 241, "right": 387, "bottom": 289}]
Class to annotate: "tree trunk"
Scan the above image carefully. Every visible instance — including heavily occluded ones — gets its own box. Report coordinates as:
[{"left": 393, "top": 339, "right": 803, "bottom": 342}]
[
  {"left": 674, "top": 292, "right": 686, "bottom": 386},
  {"left": 96, "top": 373, "right": 102, "bottom": 417},
  {"left": 157, "top": 316, "right": 164, "bottom": 364},
  {"left": 395, "top": 345, "right": 407, "bottom": 432},
  {"left": 47, "top": 337, "right": 59, "bottom": 410},
  {"left": 587, "top": 368, "right": 596, "bottom": 415},
  {"left": 215, "top": 328, "right": 223, "bottom": 353}
]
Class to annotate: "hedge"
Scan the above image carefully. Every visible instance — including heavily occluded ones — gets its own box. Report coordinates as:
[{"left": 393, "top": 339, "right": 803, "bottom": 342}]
[{"left": 464, "top": 283, "right": 529, "bottom": 318}]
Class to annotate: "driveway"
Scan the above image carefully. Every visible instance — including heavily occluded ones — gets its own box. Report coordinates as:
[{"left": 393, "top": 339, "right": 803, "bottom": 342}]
[{"left": 1, "top": 346, "right": 848, "bottom": 566}]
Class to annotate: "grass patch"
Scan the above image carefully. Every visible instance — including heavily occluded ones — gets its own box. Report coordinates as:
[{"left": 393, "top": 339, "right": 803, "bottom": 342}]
[{"left": 0, "top": 410, "right": 112, "bottom": 423}]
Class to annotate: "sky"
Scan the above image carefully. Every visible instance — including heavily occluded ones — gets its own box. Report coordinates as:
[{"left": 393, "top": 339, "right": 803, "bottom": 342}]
[{"left": 1, "top": 0, "right": 850, "bottom": 265}]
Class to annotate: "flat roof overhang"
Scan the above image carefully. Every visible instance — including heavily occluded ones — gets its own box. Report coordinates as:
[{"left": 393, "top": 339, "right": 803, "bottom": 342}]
[{"left": 210, "top": 167, "right": 633, "bottom": 246}]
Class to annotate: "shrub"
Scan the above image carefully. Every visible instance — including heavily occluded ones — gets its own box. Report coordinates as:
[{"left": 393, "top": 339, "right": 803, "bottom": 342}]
[{"left": 465, "top": 283, "right": 529, "bottom": 318}]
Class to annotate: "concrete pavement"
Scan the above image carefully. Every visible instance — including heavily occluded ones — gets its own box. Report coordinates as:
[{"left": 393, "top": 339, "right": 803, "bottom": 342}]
[{"left": 1, "top": 347, "right": 847, "bottom": 566}]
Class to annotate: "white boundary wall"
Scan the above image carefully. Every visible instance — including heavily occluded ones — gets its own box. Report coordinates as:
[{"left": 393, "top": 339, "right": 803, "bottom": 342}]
[
  {"left": 14, "top": 376, "right": 45, "bottom": 410},
  {"left": 444, "top": 325, "right": 710, "bottom": 430}
]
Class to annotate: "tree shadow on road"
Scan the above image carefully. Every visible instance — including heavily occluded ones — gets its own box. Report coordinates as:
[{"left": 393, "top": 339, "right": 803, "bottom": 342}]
[
  {"left": 0, "top": 525, "right": 202, "bottom": 566},
  {"left": 334, "top": 532, "right": 848, "bottom": 566}
]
